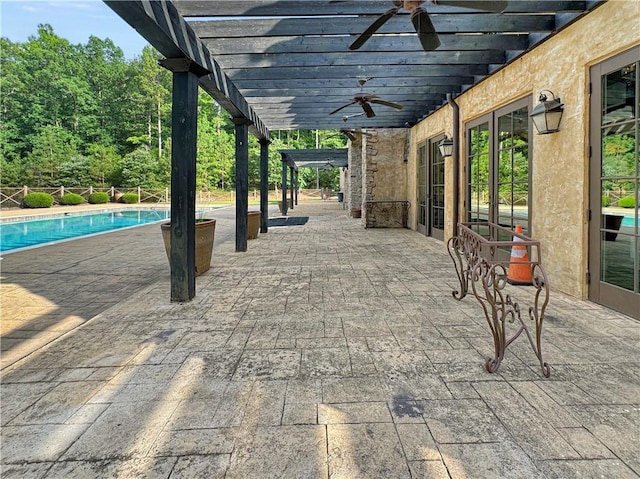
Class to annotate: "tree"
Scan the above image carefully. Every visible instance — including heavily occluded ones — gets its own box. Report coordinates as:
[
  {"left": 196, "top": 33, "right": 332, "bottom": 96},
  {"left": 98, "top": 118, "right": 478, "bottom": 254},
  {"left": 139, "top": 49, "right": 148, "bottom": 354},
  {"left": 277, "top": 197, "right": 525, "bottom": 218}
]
[
  {"left": 127, "top": 46, "right": 171, "bottom": 160},
  {"left": 87, "top": 144, "right": 121, "bottom": 187},
  {"left": 119, "top": 146, "right": 158, "bottom": 187},
  {"left": 58, "top": 155, "right": 92, "bottom": 186},
  {"left": 25, "top": 125, "right": 78, "bottom": 186}
]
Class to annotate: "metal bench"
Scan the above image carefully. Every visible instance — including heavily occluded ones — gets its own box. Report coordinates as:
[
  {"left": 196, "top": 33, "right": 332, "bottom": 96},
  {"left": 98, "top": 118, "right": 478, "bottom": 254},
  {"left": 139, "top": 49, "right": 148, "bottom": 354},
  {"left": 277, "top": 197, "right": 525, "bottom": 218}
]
[{"left": 447, "top": 222, "right": 551, "bottom": 377}]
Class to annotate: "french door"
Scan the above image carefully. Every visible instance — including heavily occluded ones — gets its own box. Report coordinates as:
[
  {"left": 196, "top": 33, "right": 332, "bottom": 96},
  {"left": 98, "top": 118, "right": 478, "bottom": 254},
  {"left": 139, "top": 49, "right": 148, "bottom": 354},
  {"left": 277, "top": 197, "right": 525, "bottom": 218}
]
[
  {"left": 417, "top": 135, "right": 445, "bottom": 240},
  {"left": 589, "top": 47, "right": 640, "bottom": 319},
  {"left": 466, "top": 97, "right": 532, "bottom": 241}
]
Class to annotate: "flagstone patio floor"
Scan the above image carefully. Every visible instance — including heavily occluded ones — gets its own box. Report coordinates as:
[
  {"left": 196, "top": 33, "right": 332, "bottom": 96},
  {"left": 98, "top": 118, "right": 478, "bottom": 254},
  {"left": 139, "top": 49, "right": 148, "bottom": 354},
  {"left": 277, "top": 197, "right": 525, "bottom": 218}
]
[{"left": 1, "top": 201, "right": 639, "bottom": 478}]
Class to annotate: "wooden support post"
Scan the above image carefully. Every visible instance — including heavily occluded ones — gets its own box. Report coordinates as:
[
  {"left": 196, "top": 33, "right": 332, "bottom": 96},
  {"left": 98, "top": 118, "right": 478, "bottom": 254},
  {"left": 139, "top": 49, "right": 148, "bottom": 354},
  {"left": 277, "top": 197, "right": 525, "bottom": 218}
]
[
  {"left": 259, "top": 139, "right": 270, "bottom": 233},
  {"left": 294, "top": 170, "right": 299, "bottom": 206},
  {"left": 160, "top": 58, "right": 209, "bottom": 302},
  {"left": 281, "top": 155, "right": 288, "bottom": 216},
  {"left": 234, "top": 120, "right": 250, "bottom": 252},
  {"left": 289, "top": 167, "right": 295, "bottom": 211}
]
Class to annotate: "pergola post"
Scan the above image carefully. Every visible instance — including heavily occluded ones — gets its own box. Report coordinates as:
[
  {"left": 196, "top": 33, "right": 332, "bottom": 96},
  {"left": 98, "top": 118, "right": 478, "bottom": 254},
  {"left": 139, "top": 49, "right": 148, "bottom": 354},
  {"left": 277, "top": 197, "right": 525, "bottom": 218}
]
[
  {"left": 294, "top": 170, "right": 299, "bottom": 206},
  {"left": 160, "top": 58, "right": 208, "bottom": 302},
  {"left": 281, "top": 155, "right": 288, "bottom": 216},
  {"left": 234, "top": 119, "right": 250, "bottom": 252},
  {"left": 289, "top": 166, "right": 295, "bottom": 210},
  {"left": 259, "top": 139, "right": 270, "bottom": 233}
]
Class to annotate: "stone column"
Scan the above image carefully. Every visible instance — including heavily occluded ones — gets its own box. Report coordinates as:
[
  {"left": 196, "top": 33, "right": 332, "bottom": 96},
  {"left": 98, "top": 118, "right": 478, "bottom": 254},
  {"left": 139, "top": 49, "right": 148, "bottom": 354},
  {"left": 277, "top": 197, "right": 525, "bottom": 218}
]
[
  {"left": 362, "top": 128, "right": 409, "bottom": 227},
  {"left": 347, "top": 133, "right": 363, "bottom": 214}
]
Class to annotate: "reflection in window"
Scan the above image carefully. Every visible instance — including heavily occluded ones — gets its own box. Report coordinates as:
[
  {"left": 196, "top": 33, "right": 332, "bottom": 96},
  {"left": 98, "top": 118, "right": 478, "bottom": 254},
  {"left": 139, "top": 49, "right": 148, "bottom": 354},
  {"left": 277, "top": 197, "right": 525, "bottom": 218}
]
[
  {"left": 468, "top": 123, "right": 489, "bottom": 222},
  {"left": 599, "top": 60, "right": 639, "bottom": 292},
  {"left": 497, "top": 107, "right": 530, "bottom": 233}
]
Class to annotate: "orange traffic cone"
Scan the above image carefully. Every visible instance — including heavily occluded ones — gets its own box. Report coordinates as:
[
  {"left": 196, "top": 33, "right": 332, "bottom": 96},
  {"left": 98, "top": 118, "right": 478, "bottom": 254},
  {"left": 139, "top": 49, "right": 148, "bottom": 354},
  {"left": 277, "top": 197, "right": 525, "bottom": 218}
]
[{"left": 507, "top": 224, "right": 533, "bottom": 285}]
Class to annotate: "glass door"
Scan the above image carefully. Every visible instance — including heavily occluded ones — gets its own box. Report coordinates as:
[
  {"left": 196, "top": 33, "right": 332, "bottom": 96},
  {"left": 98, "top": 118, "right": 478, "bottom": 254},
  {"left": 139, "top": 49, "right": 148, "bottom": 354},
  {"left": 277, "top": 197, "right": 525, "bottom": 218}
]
[
  {"left": 589, "top": 47, "right": 640, "bottom": 319},
  {"left": 417, "top": 143, "right": 427, "bottom": 235},
  {"left": 429, "top": 137, "right": 445, "bottom": 240}
]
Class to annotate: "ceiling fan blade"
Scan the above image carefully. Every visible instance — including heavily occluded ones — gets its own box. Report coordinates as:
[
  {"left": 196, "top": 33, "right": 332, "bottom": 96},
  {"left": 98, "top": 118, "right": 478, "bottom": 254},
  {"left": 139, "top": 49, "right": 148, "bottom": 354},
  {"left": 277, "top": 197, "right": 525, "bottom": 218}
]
[
  {"left": 361, "top": 102, "right": 376, "bottom": 118},
  {"left": 349, "top": 8, "right": 399, "bottom": 50},
  {"left": 329, "top": 101, "right": 357, "bottom": 115},
  {"left": 431, "top": 0, "right": 508, "bottom": 13},
  {"left": 411, "top": 8, "right": 441, "bottom": 51},
  {"left": 370, "top": 99, "right": 404, "bottom": 110}
]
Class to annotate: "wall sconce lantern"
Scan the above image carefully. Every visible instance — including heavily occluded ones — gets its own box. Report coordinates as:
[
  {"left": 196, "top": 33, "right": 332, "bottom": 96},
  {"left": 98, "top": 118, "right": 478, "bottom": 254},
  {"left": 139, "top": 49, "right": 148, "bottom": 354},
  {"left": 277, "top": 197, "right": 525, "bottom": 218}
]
[
  {"left": 530, "top": 90, "right": 564, "bottom": 134},
  {"left": 439, "top": 136, "right": 454, "bottom": 157}
]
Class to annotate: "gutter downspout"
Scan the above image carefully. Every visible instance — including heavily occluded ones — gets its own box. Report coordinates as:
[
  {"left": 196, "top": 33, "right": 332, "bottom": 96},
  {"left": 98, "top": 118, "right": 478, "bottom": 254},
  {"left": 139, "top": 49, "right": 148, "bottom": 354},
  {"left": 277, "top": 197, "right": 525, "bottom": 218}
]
[{"left": 447, "top": 93, "right": 460, "bottom": 234}]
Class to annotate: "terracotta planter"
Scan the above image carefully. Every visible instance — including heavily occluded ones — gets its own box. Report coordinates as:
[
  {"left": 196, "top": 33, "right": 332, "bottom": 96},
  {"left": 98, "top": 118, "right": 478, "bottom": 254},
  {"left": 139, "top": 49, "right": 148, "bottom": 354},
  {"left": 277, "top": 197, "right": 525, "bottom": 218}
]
[
  {"left": 278, "top": 199, "right": 293, "bottom": 214},
  {"left": 351, "top": 207, "right": 362, "bottom": 218},
  {"left": 247, "top": 211, "right": 261, "bottom": 240},
  {"left": 160, "top": 219, "right": 216, "bottom": 276}
]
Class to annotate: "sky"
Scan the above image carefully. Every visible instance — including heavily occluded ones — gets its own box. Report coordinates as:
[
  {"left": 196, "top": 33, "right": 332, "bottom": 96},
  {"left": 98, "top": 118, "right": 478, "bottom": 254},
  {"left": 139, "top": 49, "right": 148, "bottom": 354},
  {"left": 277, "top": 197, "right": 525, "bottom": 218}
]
[{"left": 1, "top": 0, "right": 150, "bottom": 59}]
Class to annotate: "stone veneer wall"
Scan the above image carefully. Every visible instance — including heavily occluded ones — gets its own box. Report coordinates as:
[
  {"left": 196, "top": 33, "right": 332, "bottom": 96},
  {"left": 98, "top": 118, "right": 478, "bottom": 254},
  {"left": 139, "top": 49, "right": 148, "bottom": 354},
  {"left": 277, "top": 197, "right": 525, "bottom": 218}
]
[
  {"left": 347, "top": 134, "right": 363, "bottom": 214},
  {"left": 363, "top": 128, "right": 409, "bottom": 227}
]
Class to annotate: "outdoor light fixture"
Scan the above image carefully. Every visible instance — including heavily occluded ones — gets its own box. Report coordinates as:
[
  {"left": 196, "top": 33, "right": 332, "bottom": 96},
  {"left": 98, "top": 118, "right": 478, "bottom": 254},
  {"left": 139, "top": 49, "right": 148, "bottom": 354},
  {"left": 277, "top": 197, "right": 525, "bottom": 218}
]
[
  {"left": 439, "top": 136, "right": 454, "bottom": 157},
  {"left": 530, "top": 90, "right": 564, "bottom": 134}
]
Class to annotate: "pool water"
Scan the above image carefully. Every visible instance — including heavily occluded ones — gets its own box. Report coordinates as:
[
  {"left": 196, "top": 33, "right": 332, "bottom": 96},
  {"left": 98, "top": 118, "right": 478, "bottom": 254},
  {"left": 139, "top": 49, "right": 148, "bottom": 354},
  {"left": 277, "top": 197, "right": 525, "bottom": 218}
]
[
  {"left": 0, "top": 209, "right": 171, "bottom": 253},
  {"left": 621, "top": 215, "right": 636, "bottom": 227}
]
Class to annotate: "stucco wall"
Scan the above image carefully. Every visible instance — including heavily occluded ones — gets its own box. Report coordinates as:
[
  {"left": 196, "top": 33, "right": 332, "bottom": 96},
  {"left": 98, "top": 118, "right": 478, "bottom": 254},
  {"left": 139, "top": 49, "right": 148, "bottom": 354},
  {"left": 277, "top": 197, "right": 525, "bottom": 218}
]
[{"left": 408, "top": 0, "right": 640, "bottom": 299}]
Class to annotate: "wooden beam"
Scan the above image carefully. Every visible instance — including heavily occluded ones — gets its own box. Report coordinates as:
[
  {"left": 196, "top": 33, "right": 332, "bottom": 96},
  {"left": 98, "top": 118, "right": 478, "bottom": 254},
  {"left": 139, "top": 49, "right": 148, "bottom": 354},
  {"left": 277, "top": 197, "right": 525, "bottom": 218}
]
[
  {"left": 281, "top": 155, "right": 288, "bottom": 216},
  {"left": 174, "top": 1, "right": 588, "bottom": 16},
  {"left": 259, "top": 139, "right": 269, "bottom": 234},
  {"left": 234, "top": 120, "right": 250, "bottom": 252},
  {"left": 205, "top": 34, "right": 528, "bottom": 55},
  {"left": 212, "top": 51, "right": 506, "bottom": 69},
  {"left": 233, "top": 77, "right": 474, "bottom": 89},
  {"left": 163, "top": 60, "right": 200, "bottom": 302},
  {"left": 190, "top": 14, "right": 555, "bottom": 39}
]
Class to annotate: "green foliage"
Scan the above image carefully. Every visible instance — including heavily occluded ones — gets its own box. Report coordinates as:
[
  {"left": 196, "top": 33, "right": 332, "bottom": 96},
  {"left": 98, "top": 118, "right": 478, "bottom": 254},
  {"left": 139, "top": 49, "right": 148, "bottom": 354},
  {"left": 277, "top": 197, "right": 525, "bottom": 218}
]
[
  {"left": 59, "top": 193, "right": 85, "bottom": 205},
  {"left": 88, "top": 192, "right": 110, "bottom": 204},
  {"left": 1, "top": 26, "right": 349, "bottom": 191},
  {"left": 601, "top": 196, "right": 611, "bottom": 207},
  {"left": 23, "top": 192, "right": 54, "bottom": 208},
  {"left": 121, "top": 192, "right": 139, "bottom": 204},
  {"left": 618, "top": 195, "right": 636, "bottom": 208},
  {"left": 120, "top": 147, "right": 159, "bottom": 187}
]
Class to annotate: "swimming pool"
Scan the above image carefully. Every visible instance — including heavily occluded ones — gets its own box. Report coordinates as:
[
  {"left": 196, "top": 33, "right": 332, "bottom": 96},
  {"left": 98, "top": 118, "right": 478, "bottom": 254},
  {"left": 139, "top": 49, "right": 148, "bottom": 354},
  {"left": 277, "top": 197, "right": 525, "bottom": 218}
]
[{"left": 0, "top": 209, "right": 171, "bottom": 253}]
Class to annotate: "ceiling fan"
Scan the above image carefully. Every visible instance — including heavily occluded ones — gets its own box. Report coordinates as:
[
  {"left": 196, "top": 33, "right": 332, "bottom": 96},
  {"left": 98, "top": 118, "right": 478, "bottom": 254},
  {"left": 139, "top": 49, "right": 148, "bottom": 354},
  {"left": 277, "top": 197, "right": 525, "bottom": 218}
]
[
  {"left": 330, "top": 78, "right": 403, "bottom": 118},
  {"left": 342, "top": 0, "right": 508, "bottom": 51}
]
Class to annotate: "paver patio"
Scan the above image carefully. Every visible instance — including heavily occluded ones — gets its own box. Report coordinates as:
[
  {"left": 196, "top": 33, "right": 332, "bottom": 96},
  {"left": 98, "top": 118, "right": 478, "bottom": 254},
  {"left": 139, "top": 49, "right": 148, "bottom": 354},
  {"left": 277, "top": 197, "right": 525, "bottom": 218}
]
[{"left": 1, "top": 201, "right": 639, "bottom": 478}]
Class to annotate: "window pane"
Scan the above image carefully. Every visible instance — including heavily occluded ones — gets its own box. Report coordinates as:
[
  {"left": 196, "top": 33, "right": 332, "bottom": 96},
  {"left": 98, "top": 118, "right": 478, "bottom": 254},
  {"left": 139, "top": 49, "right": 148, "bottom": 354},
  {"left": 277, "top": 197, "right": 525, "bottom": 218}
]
[
  {"left": 602, "top": 127, "right": 636, "bottom": 177},
  {"left": 513, "top": 107, "right": 529, "bottom": 144},
  {"left": 601, "top": 232, "right": 635, "bottom": 291},
  {"left": 513, "top": 146, "right": 529, "bottom": 183},
  {"left": 498, "top": 114, "right": 512, "bottom": 148},
  {"left": 498, "top": 150, "right": 512, "bottom": 184},
  {"left": 603, "top": 63, "right": 636, "bottom": 125}
]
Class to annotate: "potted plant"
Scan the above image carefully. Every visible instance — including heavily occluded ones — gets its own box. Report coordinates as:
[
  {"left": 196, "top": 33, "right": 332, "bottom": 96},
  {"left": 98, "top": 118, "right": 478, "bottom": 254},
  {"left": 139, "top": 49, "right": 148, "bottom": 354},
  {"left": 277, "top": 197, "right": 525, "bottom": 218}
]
[
  {"left": 160, "top": 217, "right": 216, "bottom": 276},
  {"left": 278, "top": 198, "right": 293, "bottom": 214},
  {"left": 247, "top": 211, "right": 261, "bottom": 239}
]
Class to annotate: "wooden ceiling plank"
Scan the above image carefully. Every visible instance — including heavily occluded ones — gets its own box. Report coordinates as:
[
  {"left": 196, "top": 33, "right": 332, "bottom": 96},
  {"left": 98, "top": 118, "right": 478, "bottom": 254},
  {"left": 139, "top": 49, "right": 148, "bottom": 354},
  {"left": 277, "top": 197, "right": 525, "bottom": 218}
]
[
  {"left": 189, "top": 14, "right": 554, "bottom": 38},
  {"left": 174, "top": 1, "right": 587, "bottom": 17},
  {"left": 212, "top": 51, "right": 506, "bottom": 69},
  {"left": 203, "top": 33, "right": 528, "bottom": 54}
]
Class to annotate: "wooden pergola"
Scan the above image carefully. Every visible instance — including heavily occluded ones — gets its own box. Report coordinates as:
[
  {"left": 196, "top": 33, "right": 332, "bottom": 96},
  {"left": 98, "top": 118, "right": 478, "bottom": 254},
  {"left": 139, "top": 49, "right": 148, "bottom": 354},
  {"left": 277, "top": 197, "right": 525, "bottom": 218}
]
[
  {"left": 104, "top": 0, "right": 602, "bottom": 300},
  {"left": 278, "top": 149, "right": 349, "bottom": 214}
]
